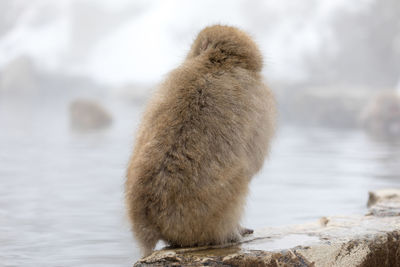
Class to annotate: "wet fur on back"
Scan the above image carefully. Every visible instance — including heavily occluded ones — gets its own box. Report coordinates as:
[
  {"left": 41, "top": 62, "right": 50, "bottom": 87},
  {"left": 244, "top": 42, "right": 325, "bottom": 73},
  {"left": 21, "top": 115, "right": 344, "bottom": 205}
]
[{"left": 125, "top": 25, "right": 275, "bottom": 256}]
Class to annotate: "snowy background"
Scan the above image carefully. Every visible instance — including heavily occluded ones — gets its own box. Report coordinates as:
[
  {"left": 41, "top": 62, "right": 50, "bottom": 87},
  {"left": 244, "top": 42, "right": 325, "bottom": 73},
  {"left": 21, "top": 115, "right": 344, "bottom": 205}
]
[{"left": 1, "top": 0, "right": 398, "bottom": 89}]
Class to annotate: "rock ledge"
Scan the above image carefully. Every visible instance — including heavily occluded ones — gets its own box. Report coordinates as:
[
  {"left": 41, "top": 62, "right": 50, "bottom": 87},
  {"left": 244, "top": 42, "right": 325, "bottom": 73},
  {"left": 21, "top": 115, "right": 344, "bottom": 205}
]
[{"left": 134, "top": 189, "right": 400, "bottom": 267}]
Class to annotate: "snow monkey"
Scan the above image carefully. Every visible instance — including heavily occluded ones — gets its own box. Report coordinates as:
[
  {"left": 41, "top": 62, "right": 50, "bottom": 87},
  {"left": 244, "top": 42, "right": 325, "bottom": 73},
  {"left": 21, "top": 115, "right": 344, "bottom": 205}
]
[{"left": 125, "top": 25, "right": 275, "bottom": 256}]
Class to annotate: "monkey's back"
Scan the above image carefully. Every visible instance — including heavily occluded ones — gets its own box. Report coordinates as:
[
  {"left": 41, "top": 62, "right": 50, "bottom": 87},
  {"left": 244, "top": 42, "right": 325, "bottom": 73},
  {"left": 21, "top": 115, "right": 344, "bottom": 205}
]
[{"left": 126, "top": 60, "right": 274, "bottom": 247}]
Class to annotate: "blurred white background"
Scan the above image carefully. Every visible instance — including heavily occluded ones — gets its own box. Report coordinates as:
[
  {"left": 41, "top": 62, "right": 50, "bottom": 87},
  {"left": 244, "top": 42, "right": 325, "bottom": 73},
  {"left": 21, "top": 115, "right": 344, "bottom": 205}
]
[{"left": 2, "top": 0, "right": 398, "bottom": 88}]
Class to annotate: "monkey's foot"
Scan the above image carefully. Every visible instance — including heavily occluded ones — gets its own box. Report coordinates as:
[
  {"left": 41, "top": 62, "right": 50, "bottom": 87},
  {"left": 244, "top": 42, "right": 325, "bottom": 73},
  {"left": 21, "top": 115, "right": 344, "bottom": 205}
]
[
  {"left": 239, "top": 227, "right": 254, "bottom": 236},
  {"left": 165, "top": 242, "right": 183, "bottom": 249}
]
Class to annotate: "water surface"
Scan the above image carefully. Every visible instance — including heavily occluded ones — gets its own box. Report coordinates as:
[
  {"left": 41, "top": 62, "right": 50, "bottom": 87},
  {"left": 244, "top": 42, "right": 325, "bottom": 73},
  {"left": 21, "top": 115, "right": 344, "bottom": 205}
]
[{"left": 1, "top": 96, "right": 399, "bottom": 266}]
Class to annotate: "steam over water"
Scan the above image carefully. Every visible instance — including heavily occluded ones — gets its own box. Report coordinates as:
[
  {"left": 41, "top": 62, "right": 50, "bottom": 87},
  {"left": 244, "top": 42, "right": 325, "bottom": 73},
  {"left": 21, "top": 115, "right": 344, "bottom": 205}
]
[{"left": 1, "top": 97, "right": 400, "bottom": 266}]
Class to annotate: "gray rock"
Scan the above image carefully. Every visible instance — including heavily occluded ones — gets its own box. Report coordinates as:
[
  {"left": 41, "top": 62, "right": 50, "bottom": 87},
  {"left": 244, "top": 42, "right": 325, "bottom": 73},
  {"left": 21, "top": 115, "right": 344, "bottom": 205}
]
[
  {"left": 134, "top": 189, "right": 400, "bottom": 266},
  {"left": 360, "top": 92, "right": 400, "bottom": 141},
  {"left": 69, "top": 99, "right": 112, "bottom": 131}
]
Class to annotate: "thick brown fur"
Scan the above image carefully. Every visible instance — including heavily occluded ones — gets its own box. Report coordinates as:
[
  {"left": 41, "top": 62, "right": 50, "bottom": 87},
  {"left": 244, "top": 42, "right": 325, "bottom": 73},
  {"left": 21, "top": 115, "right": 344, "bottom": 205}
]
[{"left": 125, "top": 25, "right": 275, "bottom": 256}]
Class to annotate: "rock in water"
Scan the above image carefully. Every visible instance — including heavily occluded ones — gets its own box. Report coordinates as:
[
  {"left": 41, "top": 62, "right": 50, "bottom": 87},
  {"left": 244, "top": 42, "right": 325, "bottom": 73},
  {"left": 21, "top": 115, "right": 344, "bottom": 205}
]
[
  {"left": 361, "top": 92, "right": 400, "bottom": 141},
  {"left": 69, "top": 99, "right": 112, "bottom": 131}
]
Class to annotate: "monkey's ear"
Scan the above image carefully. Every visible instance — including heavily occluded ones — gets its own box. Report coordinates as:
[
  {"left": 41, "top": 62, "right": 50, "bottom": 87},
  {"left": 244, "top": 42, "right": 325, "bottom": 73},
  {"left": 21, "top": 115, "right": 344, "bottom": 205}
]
[
  {"left": 200, "top": 38, "right": 210, "bottom": 51},
  {"left": 186, "top": 38, "right": 209, "bottom": 59}
]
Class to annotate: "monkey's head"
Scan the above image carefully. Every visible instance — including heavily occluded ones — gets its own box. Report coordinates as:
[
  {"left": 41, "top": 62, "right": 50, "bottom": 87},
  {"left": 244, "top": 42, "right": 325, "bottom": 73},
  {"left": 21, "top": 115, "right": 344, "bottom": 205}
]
[{"left": 187, "top": 25, "right": 263, "bottom": 72}]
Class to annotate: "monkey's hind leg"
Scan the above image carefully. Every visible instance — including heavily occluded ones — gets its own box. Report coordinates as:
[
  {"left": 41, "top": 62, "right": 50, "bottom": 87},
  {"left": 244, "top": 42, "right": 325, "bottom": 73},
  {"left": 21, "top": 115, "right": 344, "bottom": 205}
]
[{"left": 133, "top": 225, "right": 160, "bottom": 257}]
